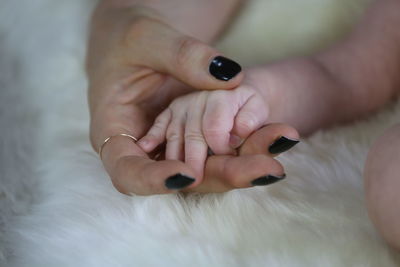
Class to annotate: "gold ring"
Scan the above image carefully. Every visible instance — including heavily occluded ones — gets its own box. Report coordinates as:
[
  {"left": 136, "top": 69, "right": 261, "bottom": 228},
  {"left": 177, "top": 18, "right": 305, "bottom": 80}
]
[{"left": 98, "top": 133, "right": 139, "bottom": 160}]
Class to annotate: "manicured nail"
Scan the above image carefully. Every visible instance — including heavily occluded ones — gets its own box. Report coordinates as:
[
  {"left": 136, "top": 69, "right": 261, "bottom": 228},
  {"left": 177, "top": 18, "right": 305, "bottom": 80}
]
[
  {"left": 251, "top": 174, "right": 286, "bottom": 186},
  {"left": 268, "top": 136, "right": 299, "bottom": 154},
  {"left": 137, "top": 139, "right": 148, "bottom": 149},
  {"left": 209, "top": 56, "right": 242, "bottom": 81},
  {"left": 165, "top": 173, "right": 195, "bottom": 190}
]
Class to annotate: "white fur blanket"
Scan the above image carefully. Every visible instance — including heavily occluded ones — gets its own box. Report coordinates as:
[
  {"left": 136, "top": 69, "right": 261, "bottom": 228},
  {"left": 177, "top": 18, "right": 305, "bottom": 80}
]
[{"left": 1, "top": 0, "right": 400, "bottom": 266}]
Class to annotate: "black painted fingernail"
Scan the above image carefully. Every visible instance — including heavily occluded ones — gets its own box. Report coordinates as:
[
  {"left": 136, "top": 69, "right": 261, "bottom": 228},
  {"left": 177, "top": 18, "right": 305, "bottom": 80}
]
[
  {"left": 209, "top": 56, "right": 242, "bottom": 81},
  {"left": 251, "top": 174, "right": 286, "bottom": 186},
  {"left": 165, "top": 173, "right": 195, "bottom": 190},
  {"left": 268, "top": 136, "right": 299, "bottom": 154}
]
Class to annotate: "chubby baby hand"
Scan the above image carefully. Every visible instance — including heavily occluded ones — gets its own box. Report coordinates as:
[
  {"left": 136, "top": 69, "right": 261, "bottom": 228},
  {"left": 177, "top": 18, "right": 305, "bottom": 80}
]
[{"left": 137, "top": 80, "right": 269, "bottom": 179}]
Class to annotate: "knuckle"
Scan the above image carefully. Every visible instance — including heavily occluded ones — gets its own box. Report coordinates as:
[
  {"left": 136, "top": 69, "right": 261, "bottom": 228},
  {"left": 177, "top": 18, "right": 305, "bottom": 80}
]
[
  {"left": 203, "top": 114, "right": 226, "bottom": 134},
  {"left": 204, "top": 107, "right": 229, "bottom": 132},
  {"left": 122, "top": 16, "right": 158, "bottom": 48},
  {"left": 208, "top": 94, "right": 227, "bottom": 107},
  {"left": 221, "top": 159, "right": 250, "bottom": 189},
  {"left": 184, "top": 131, "right": 205, "bottom": 143},
  {"left": 211, "top": 90, "right": 227, "bottom": 98},
  {"left": 175, "top": 37, "right": 205, "bottom": 69},
  {"left": 224, "top": 171, "right": 243, "bottom": 189},
  {"left": 235, "top": 112, "right": 258, "bottom": 133},
  {"left": 166, "top": 130, "right": 182, "bottom": 143},
  {"left": 185, "top": 153, "right": 203, "bottom": 163},
  {"left": 154, "top": 114, "right": 166, "bottom": 125},
  {"left": 203, "top": 127, "right": 224, "bottom": 138},
  {"left": 169, "top": 98, "right": 185, "bottom": 109},
  {"left": 150, "top": 121, "right": 166, "bottom": 136}
]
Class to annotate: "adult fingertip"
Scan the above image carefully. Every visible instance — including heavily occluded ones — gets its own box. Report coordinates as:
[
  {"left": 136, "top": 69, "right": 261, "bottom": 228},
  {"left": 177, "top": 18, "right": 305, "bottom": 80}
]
[
  {"left": 268, "top": 136, "right": 300, "bottom": 154},
  {"left": 209, "top": 56, "right": 242, "bottom": 82},
  {"left": 169, "top": 36, "right": 243, "bottom": 90},
  {"left": 251, "top": 174, "right": 286, "bottom": 186},
  {"left": 165, "top": 173, "right": 196, "bottom": 190}
]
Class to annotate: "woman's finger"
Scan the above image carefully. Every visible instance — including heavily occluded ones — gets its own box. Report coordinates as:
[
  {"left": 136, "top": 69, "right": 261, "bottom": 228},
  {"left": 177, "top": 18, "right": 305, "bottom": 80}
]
[
  {"left": 239, "top": 123, "right": 300, "bottom": 157},
  {"left": 184, "top": 154, "right": 285, "bottom": 193},
  {"left": 118, "top": 15, "right": 244, "bottom": 90},
  {"left": 101, "top": 134, "right": 200, "bottom": 195},
  {"left": 113, "top": 157, "right": 199, "bottom": 195},
  {"left": 183, "top": 123, "right": 299, "bottom": 193}
]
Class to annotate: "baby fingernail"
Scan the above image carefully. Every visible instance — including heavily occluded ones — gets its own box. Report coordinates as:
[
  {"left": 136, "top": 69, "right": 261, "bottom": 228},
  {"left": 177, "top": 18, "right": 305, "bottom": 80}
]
[
  {"left": 138, "top": 139, "right": 148, "bottom": 147},
  {"left": 229, "top": 135, "right": 243, "bottom": 148},
  {"left": 165, "top": 173, "right": 195, "bottom": 190},
  {"left": 251, "top": 174, "right": 286, "bottom": 186},
  {"left": 268, "top": 136, "right": 299, "bottom": 154},
  {"left": 209, "top": 56, "right": 242, "bottom": 81}
]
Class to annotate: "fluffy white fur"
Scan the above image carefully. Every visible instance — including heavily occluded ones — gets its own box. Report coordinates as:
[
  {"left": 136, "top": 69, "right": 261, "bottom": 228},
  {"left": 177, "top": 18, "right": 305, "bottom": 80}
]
[{"left": 1, "top": 0, "right": 400, "bottom": 266}]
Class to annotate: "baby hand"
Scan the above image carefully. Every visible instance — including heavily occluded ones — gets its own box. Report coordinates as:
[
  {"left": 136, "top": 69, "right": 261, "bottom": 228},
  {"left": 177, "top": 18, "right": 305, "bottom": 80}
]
[{"left": 137, "top": 83, "right": 269, "bottom": 179}]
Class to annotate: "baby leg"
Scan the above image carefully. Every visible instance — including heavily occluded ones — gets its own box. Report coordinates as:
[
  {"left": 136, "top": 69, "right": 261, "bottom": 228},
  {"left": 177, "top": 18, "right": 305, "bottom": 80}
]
[{"left": 365, "top": 124, "right": 400, "bottom": 251}]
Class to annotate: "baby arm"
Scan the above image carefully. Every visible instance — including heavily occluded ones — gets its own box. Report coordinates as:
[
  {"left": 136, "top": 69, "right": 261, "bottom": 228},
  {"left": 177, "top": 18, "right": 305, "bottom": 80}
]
[
  {"left": 137, "top": 83, "right": 269, "bottom": 179},
  {"left": 232, "top": 0, "right": 400, "bottom": 136}
]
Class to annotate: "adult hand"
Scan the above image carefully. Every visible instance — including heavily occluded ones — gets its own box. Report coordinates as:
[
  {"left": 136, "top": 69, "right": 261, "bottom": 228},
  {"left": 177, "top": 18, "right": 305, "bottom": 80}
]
[
  {"left": 86, "top": 2, "right": 298, "bottom": 195},
  {"left": 184, "top": 124, "right": 299, "bottom": 193}
]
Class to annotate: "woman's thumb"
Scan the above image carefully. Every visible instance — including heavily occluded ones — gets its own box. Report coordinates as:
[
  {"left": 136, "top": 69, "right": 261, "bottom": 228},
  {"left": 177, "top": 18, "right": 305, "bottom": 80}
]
[{"left": 128, "top": 17, "right": 243, "bottom": 90}]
